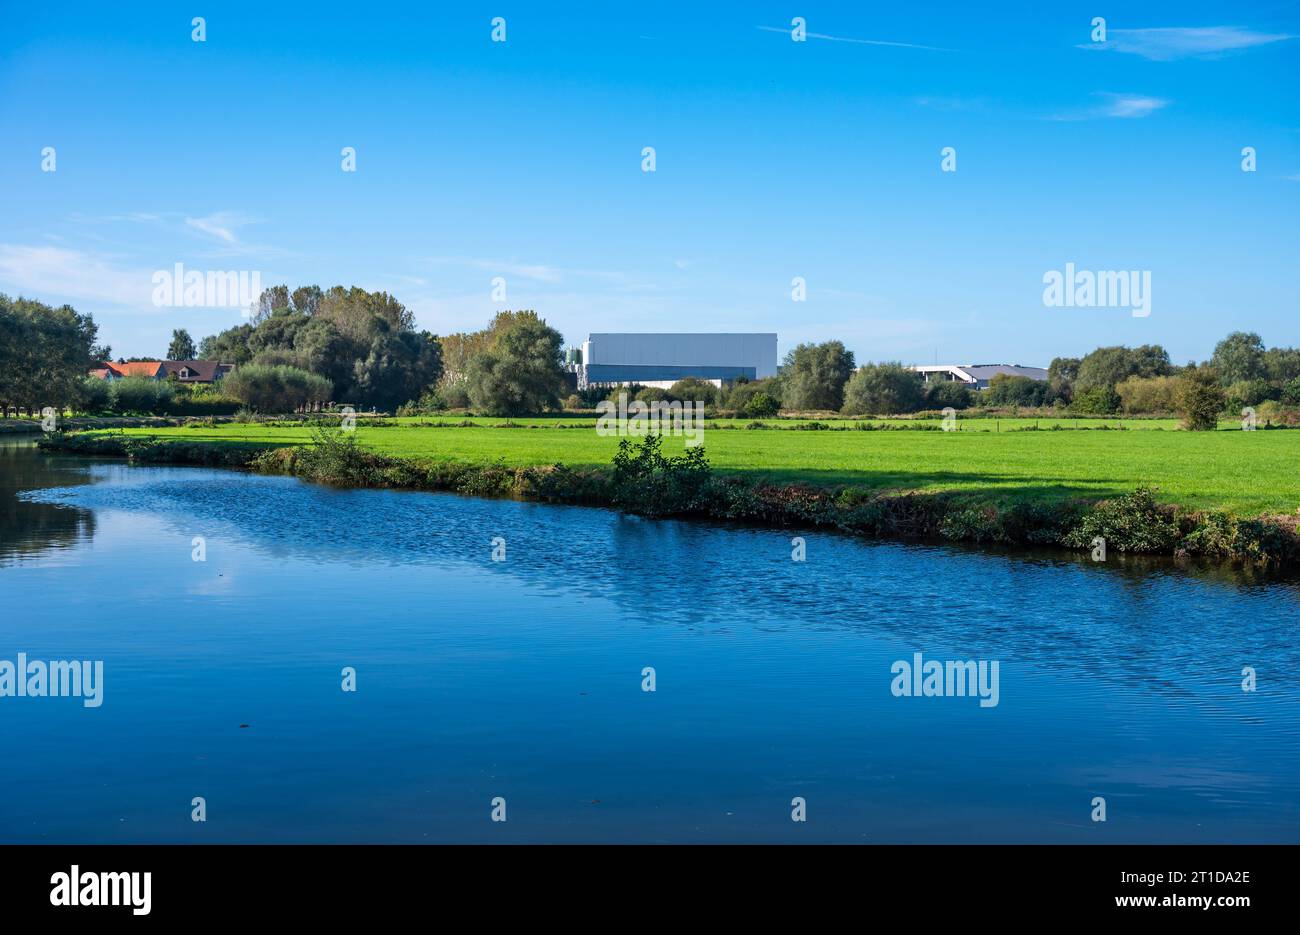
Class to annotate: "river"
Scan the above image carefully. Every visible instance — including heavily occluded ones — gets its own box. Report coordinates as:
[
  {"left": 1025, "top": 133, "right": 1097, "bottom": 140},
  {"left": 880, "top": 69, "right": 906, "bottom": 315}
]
[{"left": 1, "top": 440, "right": 1297, "bottom": 842}]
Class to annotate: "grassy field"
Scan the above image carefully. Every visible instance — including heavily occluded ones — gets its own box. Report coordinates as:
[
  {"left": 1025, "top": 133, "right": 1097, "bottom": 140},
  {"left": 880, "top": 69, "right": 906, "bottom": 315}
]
[{"left": 87, "top": 417, "right": 1300, "bottom": 516}]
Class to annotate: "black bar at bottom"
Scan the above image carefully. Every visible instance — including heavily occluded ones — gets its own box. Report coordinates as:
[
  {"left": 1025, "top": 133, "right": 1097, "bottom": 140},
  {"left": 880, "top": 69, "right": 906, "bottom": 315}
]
[{"left": 0, "top": 844, "right": 1283, "bottom": 922}]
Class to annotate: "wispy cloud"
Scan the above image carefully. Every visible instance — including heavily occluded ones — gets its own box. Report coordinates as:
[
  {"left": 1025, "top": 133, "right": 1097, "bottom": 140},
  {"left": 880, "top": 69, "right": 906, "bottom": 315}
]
[
  {"left": 184, "top": 211, "right": 259, "bottom": 246},
  {"left": 1050, "top": 92, "right": 1171, "bottom": 121},
  {"left": 1082, "top": 26, "right": 1295, "bottom": 61},
  {"left": 756, "top": 25, "right": 955, "bottom": 52},
  {"left": 423, "top": 256, "right": 627, "bottom": 285},
  {"left": 0, "top": 244, "right": 152, "bottom": 307}
]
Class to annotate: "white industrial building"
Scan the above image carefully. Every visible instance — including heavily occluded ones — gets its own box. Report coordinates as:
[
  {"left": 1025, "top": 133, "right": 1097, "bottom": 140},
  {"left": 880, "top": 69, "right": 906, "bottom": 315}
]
[
  {"left": 912, "top": 363, "right": 1048, "bottom": 390},
  {"left": 575, "top": 333, "right": 778, "bottom": 389}
]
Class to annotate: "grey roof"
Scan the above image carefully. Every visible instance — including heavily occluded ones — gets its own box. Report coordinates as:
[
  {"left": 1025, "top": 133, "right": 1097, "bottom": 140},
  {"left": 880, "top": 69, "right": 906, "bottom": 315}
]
[
  {"left": 161, "top": 360, "right": 232, "bottom": 381},
  {"left": 963, "top": 364, "right": 1048, "bottom": 382}
]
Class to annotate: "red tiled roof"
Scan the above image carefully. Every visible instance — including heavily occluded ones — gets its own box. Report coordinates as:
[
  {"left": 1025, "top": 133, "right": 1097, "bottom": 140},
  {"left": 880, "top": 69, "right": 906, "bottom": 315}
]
[{"left": 111, "top": 361, "right": 165, "bottom": 378}]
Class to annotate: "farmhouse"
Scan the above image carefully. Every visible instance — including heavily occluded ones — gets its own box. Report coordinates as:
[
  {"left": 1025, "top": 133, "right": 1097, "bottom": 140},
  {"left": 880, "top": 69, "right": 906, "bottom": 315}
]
[
  {"left": 89, "top": 361, "right": 165, "bottom": 380},
  {"left": 912, "top": 363, "right": 1048, "bottom": 391},
  {"left": 572, "top": 333, "right": 778, "bottom": 389},
  {"left": 89, "top": 360, "right": 231, "bottom": 383},
  {"left": 160, "top": 360, "right": 233, "bottom": 384}
]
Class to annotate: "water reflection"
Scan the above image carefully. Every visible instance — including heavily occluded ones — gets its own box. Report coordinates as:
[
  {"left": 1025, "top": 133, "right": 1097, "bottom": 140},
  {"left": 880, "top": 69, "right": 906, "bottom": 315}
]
[{"left": 0, "top": 441, "right": 96, "bottom": 565}]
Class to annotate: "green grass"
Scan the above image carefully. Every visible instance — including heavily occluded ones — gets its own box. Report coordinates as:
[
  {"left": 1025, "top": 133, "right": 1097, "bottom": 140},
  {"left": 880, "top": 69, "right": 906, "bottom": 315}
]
[{"left": 87, "top": 418, "right": 1300, "bottom": 516}]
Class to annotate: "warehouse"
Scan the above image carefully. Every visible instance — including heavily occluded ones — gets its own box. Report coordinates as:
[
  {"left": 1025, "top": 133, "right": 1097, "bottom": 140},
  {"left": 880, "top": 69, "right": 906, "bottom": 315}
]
[{"left": 574, "top": 333, "right": 778, "bottom": 389}]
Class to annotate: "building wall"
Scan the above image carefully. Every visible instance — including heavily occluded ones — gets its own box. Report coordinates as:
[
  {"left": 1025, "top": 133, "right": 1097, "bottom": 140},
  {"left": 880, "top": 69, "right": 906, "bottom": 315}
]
[{"left": 582, "top": 333, "right": 777, "bottom": 380}]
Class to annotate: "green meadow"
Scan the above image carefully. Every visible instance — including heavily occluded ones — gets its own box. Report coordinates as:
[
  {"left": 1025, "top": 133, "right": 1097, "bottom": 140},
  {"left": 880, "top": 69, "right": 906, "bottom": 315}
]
[{"left": 89, "top": 417, "right": 1300, "bottom": 517}]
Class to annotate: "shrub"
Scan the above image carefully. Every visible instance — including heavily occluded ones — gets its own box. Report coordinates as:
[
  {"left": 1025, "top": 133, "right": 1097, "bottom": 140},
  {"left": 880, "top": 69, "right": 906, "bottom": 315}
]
[
  {"left": 78, "top": 376, "right": 112, "bottom": 413},
  {"left": 744, "top": 392, "right": 780, "bottom": 418},
  {"left": 222, "top": 364, "right": 332, "bottom": 413},
  {"left": 110, "top": 376, "right": 174, "bottom": 414},
  {"left": 294, "top": 426, "right": 386, "bottom": 486},
  {"left": 1174, "top": 367, "right": 1227, "bottom": 431},
  {"left": 1225, "top": 378, "right": 1277, "bottom": 411},
  {"left": 1062, "top": 487, "right": 1180, "bottom": 553},
  {"left": 1069, "top": 385, "right": 1120, "bottom": 415},
  {"left": 1115, "top": 374, "right": 1179, "bottom": 413},
  {"left": 609, "top": 433, "right": 711, "bottom": 517}
]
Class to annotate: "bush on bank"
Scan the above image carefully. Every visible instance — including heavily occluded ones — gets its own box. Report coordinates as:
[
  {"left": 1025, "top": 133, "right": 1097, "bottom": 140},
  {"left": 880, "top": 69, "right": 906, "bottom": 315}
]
[{"left": 37, "top": 431, "right": 1300, "bottom": 566}]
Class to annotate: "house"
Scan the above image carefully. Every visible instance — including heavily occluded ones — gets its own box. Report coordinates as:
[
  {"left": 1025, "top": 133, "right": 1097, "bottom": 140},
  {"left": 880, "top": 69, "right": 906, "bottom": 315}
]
[
  {"left": 88, "top": 360, "right": 233, "bottom": 382},
  {"left": 912, "top": 364, "right": 1049, "bottom": 391},
  {"left": 161, "top": 360, "right": 233, "bottom": 384},
  {"left": 88, "top": 361, "right": 166, "bottom": 380},
  {"left": 573, "top": 333, "right": 778, "bottom": 389}
]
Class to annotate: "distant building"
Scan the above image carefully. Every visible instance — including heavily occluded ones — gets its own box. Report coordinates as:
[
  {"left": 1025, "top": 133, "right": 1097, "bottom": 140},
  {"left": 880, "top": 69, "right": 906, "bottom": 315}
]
[
  {"left": 574, "top": 333, "right": 778, "bottom": 389},
  {"left": 89, "top": 360, "right": 232, "bottom": 383},
  {"left": 161, "top": 360, "right": 233, "bottom": 384},
  {"left": 88, "top": 361, "right": 166, "bottom": 380},
  {"left": 912, "top": 364, "right": 1048, "bottom": 391}
]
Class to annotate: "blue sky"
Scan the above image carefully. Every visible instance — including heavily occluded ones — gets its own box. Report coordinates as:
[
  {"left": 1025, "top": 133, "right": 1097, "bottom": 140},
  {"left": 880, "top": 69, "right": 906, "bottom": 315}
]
[{"left": 1, "top": 1, "right": 1297, "bottom": 365}]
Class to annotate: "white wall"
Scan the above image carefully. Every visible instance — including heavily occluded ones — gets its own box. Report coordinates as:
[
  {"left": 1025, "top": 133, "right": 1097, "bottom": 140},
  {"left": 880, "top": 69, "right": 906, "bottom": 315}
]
[{"left": 584, "top": 333, "right": 777, "bottom": 378}]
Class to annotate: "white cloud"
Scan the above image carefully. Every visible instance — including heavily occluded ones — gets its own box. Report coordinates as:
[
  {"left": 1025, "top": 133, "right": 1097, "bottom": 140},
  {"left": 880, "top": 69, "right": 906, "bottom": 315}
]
[
  {"left": 1082, "top": 26, "right": 1295, "bottom": 61},
  {"left": 756, "top": 25, "right": 954, "bottom": 52},
  {"left": 184, "top": 211, "right": 258, "bottom": 245},
  {"left": 1099, "top": 94, "right": 1169, "bottom": 118},
  {"left": 1050, "top": 93, "right": 1170, "bottom": 121},
  {"left": 0, "top": 244, "right": 153, "bottom": 307}
]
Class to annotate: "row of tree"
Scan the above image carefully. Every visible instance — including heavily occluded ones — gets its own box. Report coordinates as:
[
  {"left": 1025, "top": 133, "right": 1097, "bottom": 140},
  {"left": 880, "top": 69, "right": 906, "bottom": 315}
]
[
  {"left": 196, "top": 285, "right": 443, "bottom": 411},
  {"left": 6, "top": 283, "right": 1298, "bottom": 424}
]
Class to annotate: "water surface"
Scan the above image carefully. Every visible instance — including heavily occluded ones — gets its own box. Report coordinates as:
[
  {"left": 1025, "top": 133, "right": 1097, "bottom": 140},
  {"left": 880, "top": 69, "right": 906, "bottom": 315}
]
[{"left": 2, "top": 440, "right": 1297, "bottom": 843}]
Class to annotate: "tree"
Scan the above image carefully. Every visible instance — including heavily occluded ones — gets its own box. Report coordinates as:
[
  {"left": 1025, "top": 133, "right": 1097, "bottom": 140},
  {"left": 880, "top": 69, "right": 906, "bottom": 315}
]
[
  {"left": 1225, "top": 379, "right": 1276, "bottom": 411},
  {"left": 351, "top": 329, "right": 444, "bottom": 411},
  {"left": 668, "top": 377, "right": 720, "bottom": 405},
  {"left": 0, "top": 294, "right": 99, "bottom": 416},
  {"left": 1210, "top": 332, "right": 1266, "bottom": 385},
  {"left": 1070, "top": 386, "right": 1121, "bottom": 415},
  {"left": 465, "top": 316, "right": 565, "bottom": 415},
  {"left": 197, "top": 284, "right": 443, "bottom": 410},
  {"left": 744, "top": 392, "right": 780, "bottom": 418},
  {"left": 1047, "top": 356, "right": 1080, "bottom": 403},
  {"left": 1174, "top": 366, "right": 1227, "bottom": 431},
  {"left": 726, "top": 377, "right": 782, "bottom": 413},
  {"left": 1115, "top": 375, "right": 1179, "bottom": 413},
  {"left": 1075, "top": 345, "right": 1171, "bottom": 394},
  {"left": 222, "top": 364, "right": 331, "bottom": 412},
  {"left": 924, "top": 379, "right": 975, "bottom": 410},
  {"left": 841, "top": 362, "right": 925, "bottom": 415},
  {"left": 985, "top": 374, "right": 1051, "bottom": 407},
  {"left": 780, "top": 341, "right": 856, "bottom": 411},
  {"left": 167, "top": 328, "right": 196, "bottom": 360},
  {"left": 1263, "top": 346, "right": 1300, "bottom": 384}
]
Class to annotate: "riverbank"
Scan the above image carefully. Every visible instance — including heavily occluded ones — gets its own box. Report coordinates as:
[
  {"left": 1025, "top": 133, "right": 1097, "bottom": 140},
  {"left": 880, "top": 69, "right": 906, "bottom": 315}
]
[{"left": 37, "top": 430, "right": 1300, "bottom": 566}]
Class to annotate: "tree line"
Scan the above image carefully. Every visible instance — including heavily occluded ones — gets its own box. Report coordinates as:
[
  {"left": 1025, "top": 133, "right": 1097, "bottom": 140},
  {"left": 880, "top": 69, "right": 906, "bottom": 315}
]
[{"left": 5, "top": 283, "right": 1298, "bottom": 429}]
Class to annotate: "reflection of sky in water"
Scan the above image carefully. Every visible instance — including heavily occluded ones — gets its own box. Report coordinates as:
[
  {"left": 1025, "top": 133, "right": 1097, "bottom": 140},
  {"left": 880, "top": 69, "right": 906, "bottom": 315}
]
[{"left": 3, "top": 445, "right": 1299, "bottom": 843}]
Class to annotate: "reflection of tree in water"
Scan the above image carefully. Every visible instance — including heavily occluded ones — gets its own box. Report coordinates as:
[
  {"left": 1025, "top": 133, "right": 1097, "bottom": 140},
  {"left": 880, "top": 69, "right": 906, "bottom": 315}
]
[{"left": 0, "top": 442, "right": 96, "bottom": 564}]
